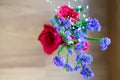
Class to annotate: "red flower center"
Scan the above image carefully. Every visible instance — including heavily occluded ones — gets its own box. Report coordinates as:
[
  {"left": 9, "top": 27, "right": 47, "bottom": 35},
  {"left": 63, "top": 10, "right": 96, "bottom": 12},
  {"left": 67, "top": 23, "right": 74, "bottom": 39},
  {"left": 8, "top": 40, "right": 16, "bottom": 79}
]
[{"left": 45, "top": 32, "right": 54, "bottom": 45}]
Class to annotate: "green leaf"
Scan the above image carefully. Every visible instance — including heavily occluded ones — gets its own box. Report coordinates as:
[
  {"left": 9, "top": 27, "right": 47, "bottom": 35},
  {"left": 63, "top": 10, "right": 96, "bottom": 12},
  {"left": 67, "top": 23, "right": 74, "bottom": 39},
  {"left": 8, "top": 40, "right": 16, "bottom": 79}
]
[
  {"left": 51, "top": 19, "right": 56, "bottom": 25},
  {"left": 67, "top": 45, "right": 75, "bottom": 50},
  {"left": 79, "top": 7, "right": 83, "bottom": 12},
  {"left": 74, "top": 7, "right": 84, "bottom": 12},
  {"left": 54, "top": 15, "right": 58, "bottom": 22},
  {"left": 72, "top": 19, "right": 87, "bottom": 30},
  {"left": 81, "top": 19, "right": 87, "bottom": 26},
  {"left": 74, "top": 8, "right": 79, "bottom": 12}
]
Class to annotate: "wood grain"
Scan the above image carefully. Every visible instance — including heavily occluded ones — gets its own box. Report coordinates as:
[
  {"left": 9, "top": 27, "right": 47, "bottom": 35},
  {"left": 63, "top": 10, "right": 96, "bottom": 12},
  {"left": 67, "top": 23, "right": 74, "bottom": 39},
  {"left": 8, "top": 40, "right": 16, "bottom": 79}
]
[{"left": 0, "top": 0, "right": 109, "bottom": 80}]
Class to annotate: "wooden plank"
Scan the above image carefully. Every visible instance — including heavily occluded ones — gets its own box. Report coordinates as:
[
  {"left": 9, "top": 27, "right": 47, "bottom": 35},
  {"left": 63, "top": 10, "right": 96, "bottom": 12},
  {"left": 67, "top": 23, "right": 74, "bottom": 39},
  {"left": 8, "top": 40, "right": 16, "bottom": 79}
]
[{"left": 0, "top": 0, "right": 109, "bottom": 80}]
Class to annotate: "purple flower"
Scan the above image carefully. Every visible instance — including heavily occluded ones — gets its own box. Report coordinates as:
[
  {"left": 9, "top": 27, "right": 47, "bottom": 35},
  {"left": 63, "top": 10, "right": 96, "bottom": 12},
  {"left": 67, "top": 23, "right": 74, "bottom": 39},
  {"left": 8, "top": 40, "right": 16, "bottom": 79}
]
[
  {"left": 58, "top": 18, "right": 72, "bottom": 29},
  {"left": 64, "top": 22, "right": 72, "bottom": 29},
  {"left": 86, "top": 18, "right": 101, "bottom": 32},
  {"left": 75, "top": 42, "right": 82, "bottom": 51},
  {"left": 75, "top": 41, "right": 87, "bottom": 51},
  {"left": 76, "top": 53, "right": 93, "bottom": 64},
  {"left": 74, "top": 29, "right": 87, "bottom": 41},
  {"left": 53, "top": 56, "right": 65, "bottom": 67},
  {"left": 65, "top": 31, "right": 72, "bottom": 40},
  {"left": 80, "top": 65, "right": 94, "bottom": 80},
  {"left": 64, "top": 63, "right": 73, "bottom": 72},
  {"left": 99, "top": 37, "right": 111, "bottom": 51},
  {"left": 58, "top": 18, "right": 67, "bottom": 24},
  {"left": 54, "top": 23, "right": 59, "bottom": 28},
  {"left": 59, "top": 27, "right": 65, "bottom": 31},
  {"left": 68, "top": 49, "right": 73, "bottom": 55},
  {"left": 50, "top": 18, "right": 72, "bottom": 32},
  {"left": 65, "top": 31, "right": 74, "bottom": 45},
  {"left": 74, "top": 66, "right": 81, "bottom": 71},
  {"left": 50, "top": 18, "right": 55, "bottom": 25}
]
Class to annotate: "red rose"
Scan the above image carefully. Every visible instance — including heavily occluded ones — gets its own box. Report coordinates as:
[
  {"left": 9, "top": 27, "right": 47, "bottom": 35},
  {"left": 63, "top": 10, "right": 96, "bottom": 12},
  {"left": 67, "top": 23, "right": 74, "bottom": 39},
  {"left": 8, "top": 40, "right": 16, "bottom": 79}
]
[
  {"left": 57, "top": 5, "right": 80, "bottom": 22},
  {"left": 38, "top": 24, "right": 62, "bottom": 55}
]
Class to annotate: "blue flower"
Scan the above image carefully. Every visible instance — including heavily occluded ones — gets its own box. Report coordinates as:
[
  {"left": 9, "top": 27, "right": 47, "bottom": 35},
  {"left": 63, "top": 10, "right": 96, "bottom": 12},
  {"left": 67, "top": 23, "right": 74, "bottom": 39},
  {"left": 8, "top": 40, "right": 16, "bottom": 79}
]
[
  {"left": 74, "top": 29, "right": 87, "bottom": 41},
  {"left": 58, "top": 18, "right": 67, "bottom": 24},
  {"left": 74, "top": 66, "right": 81, "bottom": 71},
  {"left": 50, "top": 18, "right": 55, "bottom": 25},
  {"left": 75, "top": 42, "right": 82, "bottom": 51},
  {"left": 54, "top": 23, "right": 59, "bottom": 28},
  {"left": 75, "top": 41, "right": 87, "bottom": 51},
  {"left": 64, "top": 63, "right": 73, "bottom": 72},
  {"left": 64, "top": 22, "right": 72, "bottom": 29},
  {"left": 50, "top": 18, "right": 72, "bottom": 32},
  {"left": 58, "top": 18, "right": 72, "bottom": 29},
  {"left": 99, "top": 37, "right": 111, "bottom": 51},
  {"left": 68, "top": 49, "right": 73, "bottom": 55},
  {"left": 65, "top": 31, "right": 72, "bottom": 40},
  {"left": 65, "top": 31, "right": 74, "bottom": 45},
  {"left": 76, "top": 53, "right": 93, "bottom": 64},
  {"left": 86, "top": 18, "right": 101, "bottom": 32},
  {"left": 59, "top": 26, "right": 65, "bottom": 31},
  {"left": 80, "top": 65, "right": 94, "bottom": 80},
  {"left": 53, "top": 56, "right": 65, "bottom": 67}
]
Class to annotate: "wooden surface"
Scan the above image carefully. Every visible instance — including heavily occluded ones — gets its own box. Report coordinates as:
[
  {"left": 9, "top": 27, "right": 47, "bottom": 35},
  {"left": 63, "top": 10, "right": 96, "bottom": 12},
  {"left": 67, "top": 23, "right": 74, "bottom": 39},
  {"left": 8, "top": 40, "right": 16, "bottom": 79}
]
[
  {"left": 108, "top": 0, "right": 120, "bottom": 80},
  {"left": 0, "top": 0, "right": 109, "bottom": 80}
]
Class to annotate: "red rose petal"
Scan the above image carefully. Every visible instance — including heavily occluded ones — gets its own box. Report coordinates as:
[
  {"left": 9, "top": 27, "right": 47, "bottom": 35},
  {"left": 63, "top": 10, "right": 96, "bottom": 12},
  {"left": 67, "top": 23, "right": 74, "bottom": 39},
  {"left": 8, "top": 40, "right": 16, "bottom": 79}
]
[{"left": 38, "top": 24, "right": 62, "bottom": 55}]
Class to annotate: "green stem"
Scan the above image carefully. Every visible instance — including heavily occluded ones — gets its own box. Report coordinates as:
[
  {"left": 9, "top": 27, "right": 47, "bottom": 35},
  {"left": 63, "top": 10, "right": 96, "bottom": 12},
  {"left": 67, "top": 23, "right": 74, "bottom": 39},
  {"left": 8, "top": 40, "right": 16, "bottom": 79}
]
[
  {"left": 87, "top": 37, "right": 101, "bottom": 41},
  {"left": 73, "top": 40, "right": 78, "bottom": 43},
  {"left": 57, "top": 45, "right": 64, "bottom": 56},
  {"left": 66, "top": 48, "right": 69, "bottom": 63}
]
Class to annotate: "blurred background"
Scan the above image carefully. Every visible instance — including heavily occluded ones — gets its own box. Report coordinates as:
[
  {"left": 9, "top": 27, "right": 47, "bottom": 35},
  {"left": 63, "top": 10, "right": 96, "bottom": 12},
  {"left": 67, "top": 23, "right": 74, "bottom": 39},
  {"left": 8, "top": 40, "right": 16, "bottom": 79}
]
[{"left": 0, "top": 0, "right": 119, "bottom": 80}]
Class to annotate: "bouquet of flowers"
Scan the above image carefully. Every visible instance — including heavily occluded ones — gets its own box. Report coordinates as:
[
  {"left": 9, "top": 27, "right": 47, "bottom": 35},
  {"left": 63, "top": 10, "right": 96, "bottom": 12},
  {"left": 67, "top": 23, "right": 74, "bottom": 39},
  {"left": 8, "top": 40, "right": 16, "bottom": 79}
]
[{"left": 38, "top": 5, "right": 111, "bottom": 80}]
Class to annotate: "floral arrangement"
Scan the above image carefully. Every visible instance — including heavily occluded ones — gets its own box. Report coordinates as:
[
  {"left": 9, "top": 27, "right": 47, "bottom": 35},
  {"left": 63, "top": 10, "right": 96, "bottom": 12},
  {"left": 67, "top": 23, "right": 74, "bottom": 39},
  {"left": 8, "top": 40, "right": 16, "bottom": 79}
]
[{"left": 38, "top": 5, "right": 111, "bottom": 80}]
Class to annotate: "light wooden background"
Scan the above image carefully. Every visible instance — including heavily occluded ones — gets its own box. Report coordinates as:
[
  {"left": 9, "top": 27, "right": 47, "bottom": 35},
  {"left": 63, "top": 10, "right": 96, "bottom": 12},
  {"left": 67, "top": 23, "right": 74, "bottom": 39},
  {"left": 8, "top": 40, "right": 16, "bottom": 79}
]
[{"left": 0, "top": 0, "right": 109, "bottom": 80}]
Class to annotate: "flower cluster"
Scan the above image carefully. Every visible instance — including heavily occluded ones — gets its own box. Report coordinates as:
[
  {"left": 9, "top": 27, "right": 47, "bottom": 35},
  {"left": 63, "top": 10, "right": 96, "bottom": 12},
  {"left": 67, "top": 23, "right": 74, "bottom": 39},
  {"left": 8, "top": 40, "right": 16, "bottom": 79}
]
[{"left": 38, "top": 5, "right": 111, "bottom": 80}]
